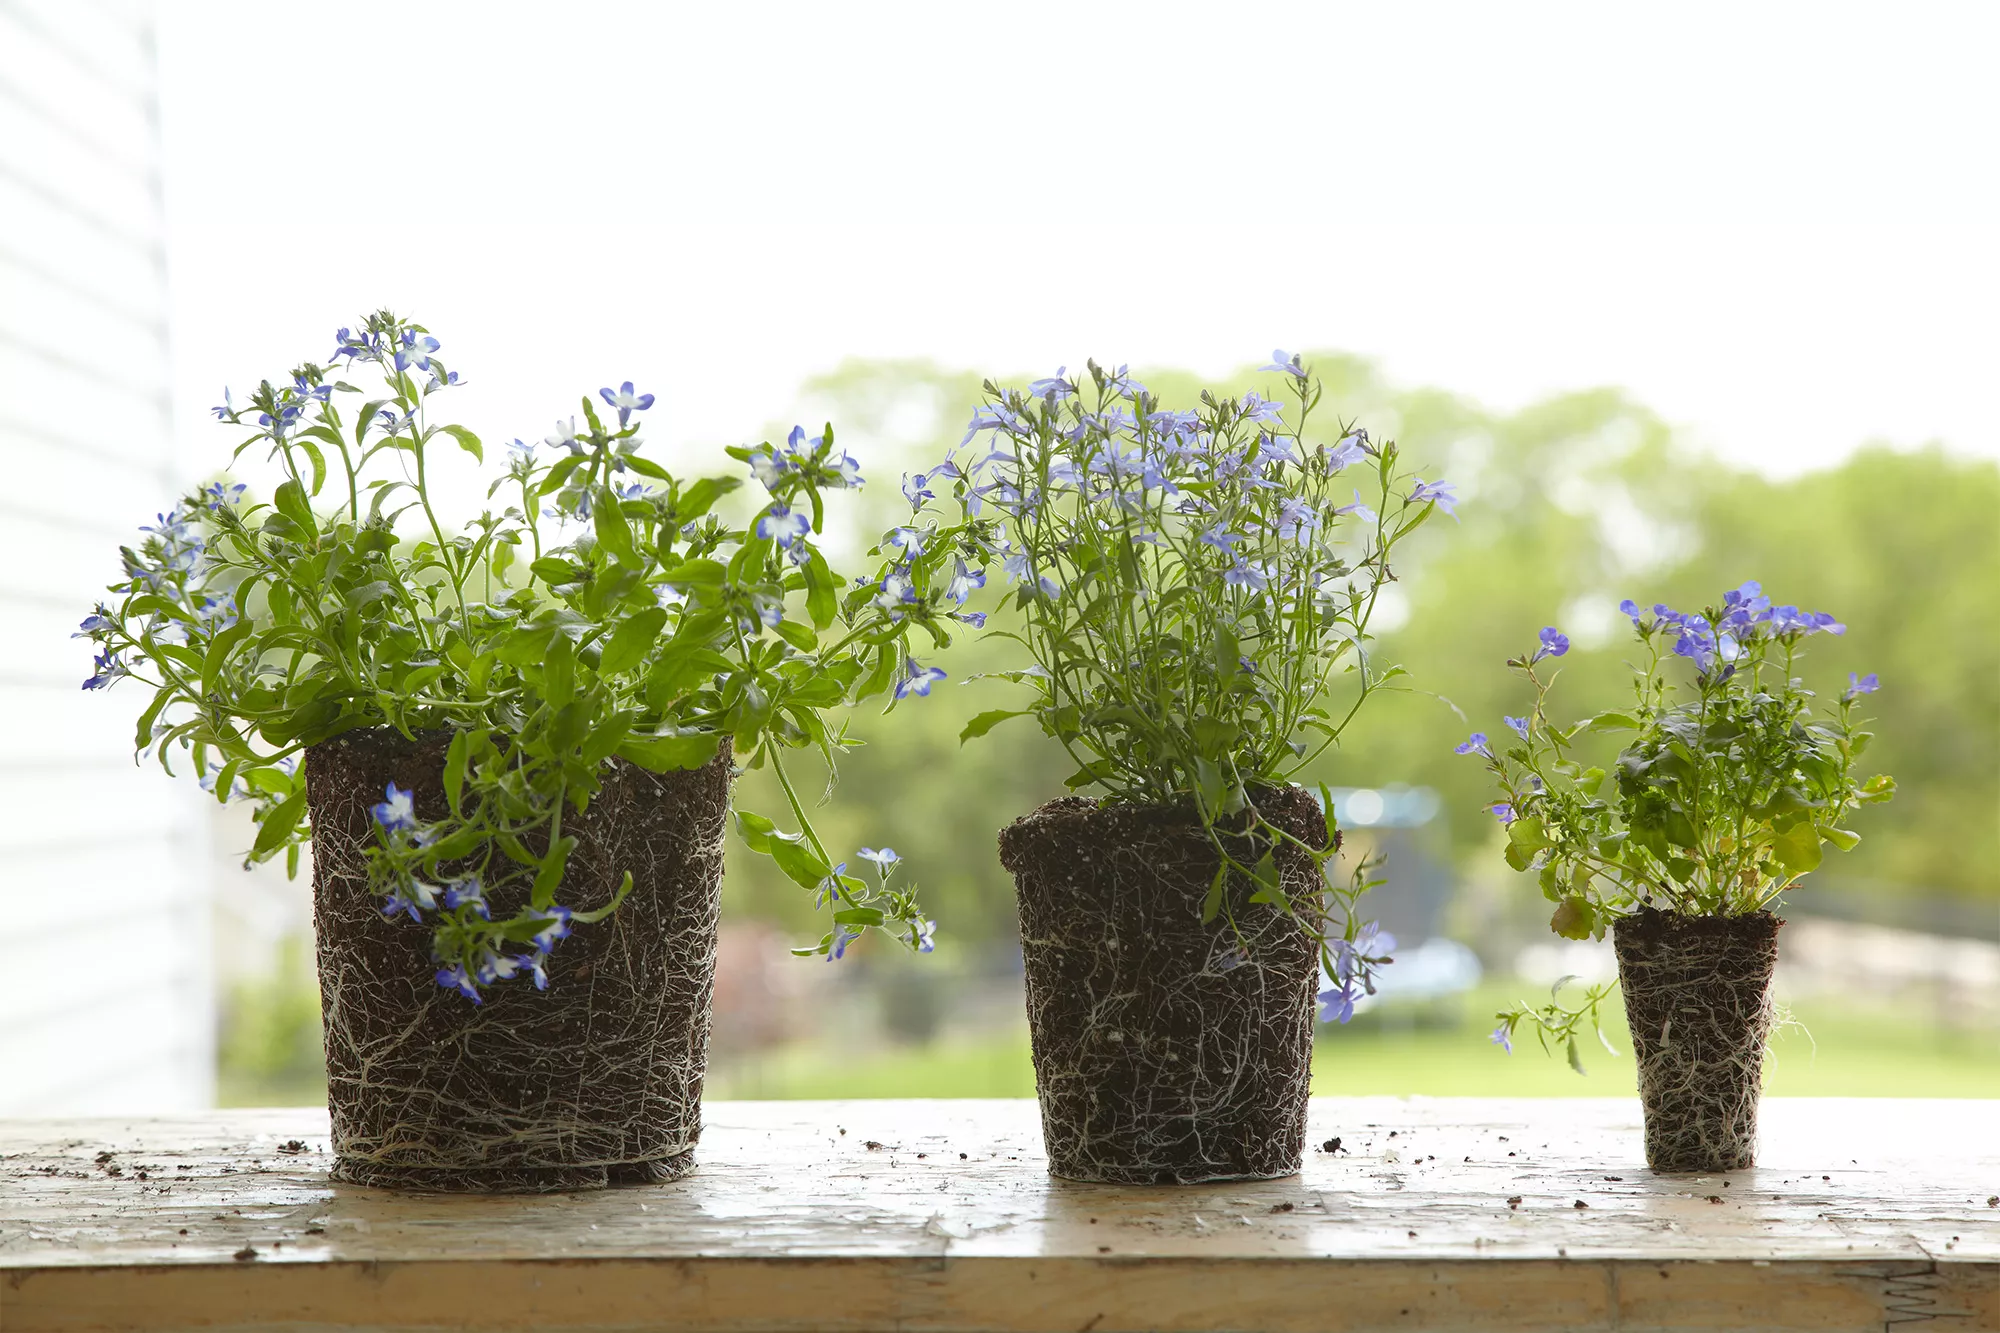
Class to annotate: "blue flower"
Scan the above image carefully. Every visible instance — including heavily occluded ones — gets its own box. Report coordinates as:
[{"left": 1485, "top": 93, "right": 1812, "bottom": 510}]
[
  {"left": 1489, "top": 802, "right": 1516, "bottom": 824},
  {"left": 473, "top": 950, "right": 521, "bottom": 985},
  {"left": 752, "top": 594, "right": 785, "bottom": 630},
  {"left": 530, "top": 906, "right": 573, "bottom": 952},
  {"left": 393, "top": 330, "right": 441, "bottom": 373},
  {"left": 1333, "top": 489, "right": 1377, "bottom": 524},
  {"left": 1408, "top": 477, "right": 1458, "bottom": 518},
  {"left": 79, "top": 651, "right": 133, "bottom": 692},
  {"left": 434, "top": 963, "right": 482, "bottom": 1003},
  {"left": 1846, "top": 671, "right": 1880, "bottom": 699},
  {"left": 1317, "top": 981, "right": 1358, "bottom": 1024},
  {"left": 203, "top": 481, "right": 247, "bottom": 511},
  {"left": 903, "top": 471, "right": 935, "bottom": 507},
  {"left": 1214, "top": 945, "right": 1250, "bottom": 973},
  {"left": 1027, "top": 367, "right": 1075, "bottom": 401},
  {"left": 873, "top": 571, "right": 918, "bottom": 613},
  {"left": 895, "top": 660, "right": 947, "bottom": 700},
  {"left": 371, "top": 782, "right": 417, "bottom": 834},
  {"left": 947, "top": 558, "right": 985, "bottom": 605},
  {"left": 828, "top": 450, "right": 864, "bottom": 488},
  {"left": 886, "top": 526, "right": 927, "bottom": 557},
  {"left": 747, "top": 446, "right": 790, "bottom": 489},
  {"left": 211, "top": 387, "right": 235, "bottom": 421},
  {"left": 1239, "top": 391, "right": 1285, "bottom": 426},
  {"left": 545, "top": 419, "right": 582, "bottom": 453},
  {"left": 858, "top": 846, "right": 901, "bottom": 873},
  {"left": 1223, "top": 561, "right": 1268, "bottom": 592},
  {"left": 757, "top": 504, "right": 812, "bottom": 547},
  {"left": 1532, "top": 627, "right": 1570, "bottom": 662},
  {"left": 598, "top": 380, "right": 656, "bottom": 425},
  {"left": 74, "top": 610, "right": 113, "bottom": 639},
  {"left": 1199, "top": 525, "right": 1246, "bottom": 554},
  {"left": 1619, "top": 598, "right": 1645, "bottom": 630},
  {"left": 913, "top": 917, "right": 937, "bottom": 954},
  {"left": 952, "top": 611, "right": 988, "bottom": 629},
  {"left": 442, "top": 877, "right": 488, "bottom": 917},
  {"left": 827, "top": 925, "right": 858, "bottom": 961},
  {"left": 1504, "top": 716, "right": 1531, "bottom": 740},
  {"left": 1490, "top": 1022, "right": 1513, "bottom": 1054},
  {"left": 1260, "top": 349, "right": 1307, "bottom": 381},
  {"left": 507, "top": 438, "right": 536, "bottom": 465},
  {"left": 1454, "top": 732, "right": 1493, "bottom": 759},
  {"left": 523, "top": 952, "right": 550, "bottom": 990},
  {"left": 381, "top": 891, "right": 424, "bottom": 923},
  {"left": 1275, "top": 497, "right": 1318, "bottom": 540},
  {"left": 813, "top": 863, "right": 851, "bottom": 910},
  {"left": 1001, "top": 551, "right": 1058, "bottom": 596}
]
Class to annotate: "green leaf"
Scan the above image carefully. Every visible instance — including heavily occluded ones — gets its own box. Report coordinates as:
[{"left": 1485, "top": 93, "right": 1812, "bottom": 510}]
[
  {"left": 772, "top": 619, "right": 817, "bottom": 652},
  {"left": 1550, "top": 896, "right": 1595, "bottom": 940},
  {"left": 1566, "top": 1036, "right": 1587, "bottom": 1075},
  {"left": 443, "top": 729, "right": 470, "bottom": 818},
  {"left": 803, "top": 548, "right": 837, "bottom": 630},
  {"left": 597, "top": 606, "right": 668, "bottom": 676},
  {"left": 734, "top": 809, "right": 780, "bottom": 853},
  {"left": 439, "top": 424, "right": 483, "bottom": 462},
  {"left": 1200, "top": 864, "right": 1227, "bottom": 923},
  {"left": 769, "top": 838, "right": 830, "bottom": 891},
  {"left": 1064, "top": 760, "right": 1115, "bottom": 791},
  {"left": 1821, "top": 826, "right": 1861, "bottom": 852},
  {"left": 1772, "top": 821, "right": 1824, "bottom": 873},
  {"left": 960, "top": 709, "right": 1029, "bottom": 744},
  {"left": 676, "top": 476, "right": 740, "bottom": 524},
  {"left": 273, "top": 480, "right": 315, "bottom": 536},
  {"left": 1584, "top": 711, "right": 1642, "bottom": 733},
  {"left": 616, "top": 732, "right": 722, "bottom": 772},
  {"left": 251, "top": 790, "right": 307, "bottom": 860},
  {"left": 832, "top": 907, "right": 885, "bottom": 927},
  {"left": 1507, "top": 816, "right": 1554, "bottom": 853},
  {"left": 593, "top": 491, "right": 639, "bottom": 566}
]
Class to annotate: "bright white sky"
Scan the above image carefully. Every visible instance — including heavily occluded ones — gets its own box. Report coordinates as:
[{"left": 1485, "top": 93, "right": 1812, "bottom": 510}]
[{"left": 156, "top": 1, "right": 1999, "bottom": 509}]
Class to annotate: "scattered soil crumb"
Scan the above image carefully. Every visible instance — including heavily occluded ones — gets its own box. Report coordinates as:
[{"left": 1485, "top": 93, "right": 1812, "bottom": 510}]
[
  {"left": 864, "top": 1141, "right": 883, "bottom": 1150},
  {"left": 1574, "top": 1200, "right": 1589, "bottom": 1210},
  {"left": 1988, "top": 1196, "right": 1997, "bottom": 1207},
  {"left": 94, "top": 1152, "right": 115, "bottom": 1164},
  {"left": 1321, "top": 1137, "right": 1344, "bottom": 1154},
  {"left": 916, "top": 1153, "right": 927, "bottom": 1159},
  {"left": 233, "top": 1246, "right": 258, "bottom": 1262},
  {"left": 277, "top": 1141, "right": 308, "bottom": 1155},
  {"left": 1507, "top": 1197, "right": 1522, "bottom": 1209},
  {"left": 305, "top": 1226, "right": 326, "bottom": 1235},
  {"left": 1707, "top": 1196, "right": 1724, "bottom": 1204},
  {"left": 1270, "top": 1202, "right": 1294, "bottom": 1213},
  {"left": 1097, "top": 1245, "right": 1111, "bottom": 1254},
  {"left": 1603, "top": 1176, "right": 1623, "bottom": 1182},
  {"left": 959, "top": 1153, "right": 967, "bottom": 1160}
]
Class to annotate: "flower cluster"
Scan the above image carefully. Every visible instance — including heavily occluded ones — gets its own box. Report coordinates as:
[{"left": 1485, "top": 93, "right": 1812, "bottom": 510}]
[
  {"left": 81, "top": 311, "right": 942, "bottom": 1001},
  {"left": 1464, "top": 583, "right": 1895, "bottom": 1064},
  {"left": 873, "top": 351, "right": 1453, "bottom": 1017}
]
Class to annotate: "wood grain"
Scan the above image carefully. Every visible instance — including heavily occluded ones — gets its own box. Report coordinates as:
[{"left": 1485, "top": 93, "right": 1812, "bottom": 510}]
[{"left": 2, "top": 1098, "right": 1994, "bottom": 1331}]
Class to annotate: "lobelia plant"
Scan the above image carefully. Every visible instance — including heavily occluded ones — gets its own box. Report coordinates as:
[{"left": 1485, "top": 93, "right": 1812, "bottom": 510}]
[
  {"left": 1469, "top": 584, "right": 1895, "bottom": 1068},
  {"left": 77, "top": 311, "right": 938, "bottom": 1003},
  {"left": 861, "top": 351, "right": 1456, "bottom": 1012}
]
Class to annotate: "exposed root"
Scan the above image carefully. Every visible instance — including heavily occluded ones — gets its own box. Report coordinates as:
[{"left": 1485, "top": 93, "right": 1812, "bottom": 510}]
[
  {"left": 1613, "top": 907, "right": 1780, "bottom": 1173},
  {"left": 1000, "top": 788, "right": 1328, "bottom": 1185},
  {"left": 307, "top": 729, "right": 730, "bottom": 1192}
]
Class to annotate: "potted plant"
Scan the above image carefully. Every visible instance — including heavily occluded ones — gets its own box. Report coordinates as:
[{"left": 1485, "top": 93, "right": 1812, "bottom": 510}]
[
  {"left": 77, "top": 313, "right": 938, "bottom": 1191},
  {"left": 869, "top": 353, "right": 1447, "bottom": 1182},
  {"left": 1469, "top": 587, "right": 1894, "bottom": 1171}
]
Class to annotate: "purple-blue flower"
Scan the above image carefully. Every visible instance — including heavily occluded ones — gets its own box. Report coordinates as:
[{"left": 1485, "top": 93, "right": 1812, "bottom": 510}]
[
  {"left": 524, "top": 952, "right": 550, "bottom": 990},
  {"left": 598, "top": 381, "right": 656, "bottom": 425},
  {"left": 946, "top": 559, "right": 985, "bottom": 605},
  {"left": 886, "top": 526, "right": 927, "bottom": 557},
  {"left": 1223, "top": 561, "right": 1268, "bottom": 592},
  {"left": 1259, "top": 349, "right": 1307, "bottom": 381},
  {"left": 81, "top": 650, "right": 128, "bottom": 691},
  {"left": 393, "top": 330, "right": 441, "bottom": 373},
  {"left": 1408, "top": 477, "right": 1458, "bottom": 518},
  {"left": 530, "top": 906, "right": 573, "bottom": 952},
  {"left": 1490, "top": 1022, "right": 1513, "bottom": 1054},
  {"left": 1619, "top": 598, "right": 1645, "bottom": 630},
  {"left": 435, "top": 963, "right": 482, "bottom": 1003},
  {"left": 913, "top": 917, "right": 937, "bottom": 954},
  {"left": 903, "top": 471, "right": 935, "bottom": 507},
  {"left": 952, "top": 611, "right": 988, "bottom": 629},
  {"left": 757, "top": 504, "right": 812, "bottom": 547},
  {"left": 1489, "top": 802, "right": 1516, "bottom": 824},
  {"left": 1503, "top": 716, "right": 1531, "bottom": 740},
  {"left": 895, "top": 660, "right": 947, "bottom": 700},
  {"left": 1027, "top": 367, "right": 1075, "bottom": 401},
  {"left": 371, "top": 782, "right": 417, "bottom": 833},
  {"left": 1333, "top": 489, "right": 1377, "bottom": 524},
  {"left": 1317, "top": 980, "right": 1358, "bottom": 1024},
  {"left": 1532, "top": 627, "right": 1570, "bottom": 662},
  {"left": 443, "top": 877, "right": 488, "bottom": 917},
  {"left": 1846, "top": 671, "right": 1880, "bottom": 698},
  {"left": 827, "top": 925, "right": 858, "bottom": 961},
  {"left": 1275, "top": 497, "right": 1318, "bottom": 541},
  {"left": 74, "top": 610, "right": 113, "bottom": 638},
  {"left": 857, "top": 846, "right": 900, "bottom": 874},
  {"left": 1455, "top": 732, "right": 1494, "bottom": 759},
  {"left": 381, "top": 891, "right": 423, "bottom": 923}
]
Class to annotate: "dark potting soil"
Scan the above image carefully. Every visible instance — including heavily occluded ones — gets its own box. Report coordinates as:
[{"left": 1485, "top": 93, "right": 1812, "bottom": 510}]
[
  {"left": 306, "top": 727, "right": 731, "bottom": 1193},
  {"left": 1613, "top": 906, "right": 1782, "bottom": 1174},
  {"left": 1000, "top": 786, "right": 1332, "bottom": 1184}
]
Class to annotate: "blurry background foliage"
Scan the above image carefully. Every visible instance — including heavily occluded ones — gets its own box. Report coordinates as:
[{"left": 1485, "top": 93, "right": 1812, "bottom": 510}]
[{"left": 219, "top": 351, "right": 2000, "bottom": 1103}]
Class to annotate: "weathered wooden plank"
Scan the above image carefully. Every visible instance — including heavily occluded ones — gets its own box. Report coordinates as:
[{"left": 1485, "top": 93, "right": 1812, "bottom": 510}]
[{"left": 1, "top": 1099, "right": 1994, "bottom": 1332}]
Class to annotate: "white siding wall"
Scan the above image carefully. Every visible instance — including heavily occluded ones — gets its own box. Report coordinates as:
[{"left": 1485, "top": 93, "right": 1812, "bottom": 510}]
[{"left": 0, "top": 0, "right": 213, "bottom": 1113}]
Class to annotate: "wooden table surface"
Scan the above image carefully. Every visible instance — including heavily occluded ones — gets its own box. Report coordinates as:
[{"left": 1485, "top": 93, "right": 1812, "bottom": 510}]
[{"left": 2, "top": 1098, "right": 1995, "bottom": 1332}]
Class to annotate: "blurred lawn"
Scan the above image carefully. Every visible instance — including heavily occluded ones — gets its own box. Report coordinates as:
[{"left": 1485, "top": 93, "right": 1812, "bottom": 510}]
[{"left": 706, "top": 983, "right": 2000, "bottom": 1101}]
